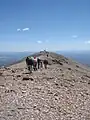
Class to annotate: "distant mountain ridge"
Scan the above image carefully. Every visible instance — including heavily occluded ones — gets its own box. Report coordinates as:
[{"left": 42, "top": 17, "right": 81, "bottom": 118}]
[
  {"left": 0, "top": 51, "right": 90, "bottom": 67},
  {"left": 10, "top": 51, "right": 90, "bottom": 71}
]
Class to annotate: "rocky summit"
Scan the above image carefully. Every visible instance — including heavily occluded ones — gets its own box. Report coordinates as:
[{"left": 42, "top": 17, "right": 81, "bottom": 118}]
[{"left": 0, "top": 51, "right": 90, "bottom": 120}]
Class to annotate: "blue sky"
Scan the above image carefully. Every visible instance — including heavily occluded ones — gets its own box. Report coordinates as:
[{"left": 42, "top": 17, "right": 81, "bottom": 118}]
[{"left": 0, "top": 0, "right": 90, "bottom": 52}]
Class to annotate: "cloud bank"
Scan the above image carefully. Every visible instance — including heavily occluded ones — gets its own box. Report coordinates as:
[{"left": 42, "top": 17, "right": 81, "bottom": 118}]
[
  {"left": 37, "top": 40, "right": 42, "bottom": 44},
  {"left": 85, "top": 41, "right": 90, "bottom": 44},
  {"left": 17, "top": 28, "right": 21, "bottom": 32},
  {"left": 17, "top": 28, "right": 30, "bottom": 32},
  {"left": 22, "top": 28, "right": 30, "bottom": 31}
]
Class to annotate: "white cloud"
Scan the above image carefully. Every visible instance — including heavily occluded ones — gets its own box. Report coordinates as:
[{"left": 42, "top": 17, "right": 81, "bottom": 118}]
[
  {"left": 72, "top": 35, "right": 78, "bottom": 38},
  {"left": 85, "top": 41, "right": 90, "bottom": 44},
  {"left": 22, "top": 28, "right": 30, "bottom": 31},
  {"left": 37, "top": 40, "right": 42, "bottom": 44},
  {"left": 17, "top": 28, "right": 21, "bottom": 32}
]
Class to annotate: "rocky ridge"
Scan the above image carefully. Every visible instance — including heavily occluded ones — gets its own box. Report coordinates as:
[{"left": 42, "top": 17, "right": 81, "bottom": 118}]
[{"left": 0, "top": 51, "right": 90, "bottom": 120}]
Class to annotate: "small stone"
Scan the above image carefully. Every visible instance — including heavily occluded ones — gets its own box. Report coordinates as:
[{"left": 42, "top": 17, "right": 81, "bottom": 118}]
[
  {"left": 65, "top": 61, "right": 68, "bottom": 64},
  {"left": 30, "top": 78, "right": 34, "bottom": 81},
  {"left": 54, "top": 93, "right": 58, "bottom": 96},
  {"left": 17, "top": 75, "right": 21, "bottom": 77},
  {"left": 33, "top": 105, "right": 37, "bottom": 108},
  {"left": 11, "top": 70, "right": 15, "bottom": 73},
  {"left": 22, "top": 77, "right": 30, "bottom": 81},
  {"left": 62, "top": 74, "right": 64, "bottom": 77},
  {"left": 68, "top": 68, "right": 72, "bottom": 70},
  {"left": 85, "top": 74, "right": 90, "bottom": 78},
  {"left": 13, "top": 77, "right": 16, "bottom": 80},
  {"left": 59, "top": 62, "right": 63, "bottom": 65},
  {"left": 0, "top": 72, "right": 3, "bottom": 76},
  {"left": 88, "top": 81, "right": 90, "bottom": 84},
  {"left": 76, "top": 65, "right": 79, "bottom": 68},
  {"left": 55, "top": 83, "right": 59, "bottom": 86}
]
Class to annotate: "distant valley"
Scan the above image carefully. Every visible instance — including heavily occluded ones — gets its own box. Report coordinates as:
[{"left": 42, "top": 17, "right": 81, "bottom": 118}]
[
  {"left": 0, "top": 52, "right": 33, "bottom": 67},
  {"left": 57, "top": 51, "right": 90, "bottom": 67}
]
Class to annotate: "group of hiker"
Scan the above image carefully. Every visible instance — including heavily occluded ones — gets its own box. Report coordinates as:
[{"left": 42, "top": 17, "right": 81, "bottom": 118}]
[{"left": 26, "top": 56, "right": 48, "bottom": 73}]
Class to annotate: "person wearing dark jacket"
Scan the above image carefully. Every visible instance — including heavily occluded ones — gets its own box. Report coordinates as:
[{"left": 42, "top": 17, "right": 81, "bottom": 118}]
[
  {"left": 43, "top": 59, "right": 48, "bottom": 69},
  {"left": 33, "top": 56, "right": 37, "bottom": 71},
  {"left": 37, "top": 58, "right": 41, "bottom": 69},
  {"left": 26, "top": 57, "right": 33, "bottom": 73}
]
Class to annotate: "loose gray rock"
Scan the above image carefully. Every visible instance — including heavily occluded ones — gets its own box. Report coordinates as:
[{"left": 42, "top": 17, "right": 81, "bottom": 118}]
[{"left": 0, "top": 51, "right": 90, "bottom": 120}]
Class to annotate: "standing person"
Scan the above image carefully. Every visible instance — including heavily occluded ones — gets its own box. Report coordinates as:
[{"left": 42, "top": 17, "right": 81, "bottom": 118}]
[
  {"left": 26, "top": 57, "right": 29, "bottom": 69},
  {"left": 40, "top": 60, "right": 43, "bottom": 68},
  {"left": 33, "top": 56, "right": 37, "bottom": 71},
  {"left": 43, "top": 59, "right": 48, "bottom": 69},
  {"left": 37, "top": 58, "right": 41, "bottom": 69},
  {"left": 26, "top": 57, "right": 33, "bottom": 73}
]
